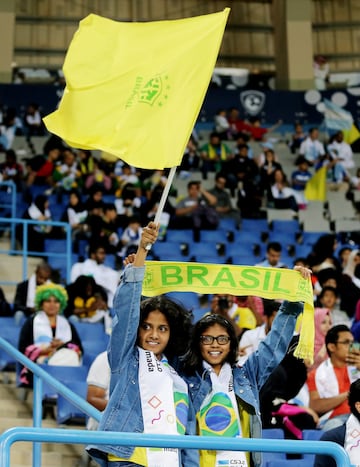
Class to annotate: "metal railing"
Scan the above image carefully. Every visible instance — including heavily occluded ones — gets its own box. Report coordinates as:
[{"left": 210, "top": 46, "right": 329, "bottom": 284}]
[
  {"left": 0, "top": 216, "right": 72, "bottom": 284},
  {"left": 0, "top": 338, "right": 352, "bottom": 467}
]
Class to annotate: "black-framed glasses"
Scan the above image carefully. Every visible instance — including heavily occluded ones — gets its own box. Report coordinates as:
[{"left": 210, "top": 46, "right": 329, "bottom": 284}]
[
  {"left": 336, "top": 340, "right": 354, "bottom": 346},
  {"left": 200, "top": 335, "right": 230, "bottom": 345}
]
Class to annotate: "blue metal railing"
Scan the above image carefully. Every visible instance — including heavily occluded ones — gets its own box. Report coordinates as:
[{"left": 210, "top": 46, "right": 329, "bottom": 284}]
[
  {"left": 0, "top": 181, "right": 17, "bottom": 250},
  {"left": 0, "top": 338, "right": 352, "bottom": 467},
  {"left": 0, "top": 216, "right": 72, "bottom": 284},
  {"left": 0, "top": 427, "right": 351, "bottom": 467},
  {"left": 0, "top": 337, "right": 101, "bottom": 466}
]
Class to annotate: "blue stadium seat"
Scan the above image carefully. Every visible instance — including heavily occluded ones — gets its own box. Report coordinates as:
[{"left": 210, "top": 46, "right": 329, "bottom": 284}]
[
  {"left": 56, "top": 380, "right": 88, "bottom": 425},
  {"left": 152, "top": 241, "right": 188, "bottom": 260},
  {"left": 165, "top": 229, "right": 194, "bottom": 243},
  {"left": 301, "top": 429, "right": 324, "bottom": 464},
  {"left": 262, "top": 428, "right": 286, "bottom": 466},
  {"left": 229, "top": 255, "right": 258, "bottom": 266},
  {"left": 241, "top": 218, "right": 269, "bottom": 233},
  {"left": 194, "top": 255, "right": 227, "bottom": 264},
  {"left": 187, "top": 242, "right": 224, "bottom": 259},
  {"left": 38, "top": 364, "right": 89, "bottom": 400},
  {"left": 0, "top": 320, "right": 21, "bottom": 371},
  {"left": 72, "top": 322, "right": 108, "bottom": 342},
  {"left": 199, "top": 229, "right": 229, "bottom": 244},
  {"left": 270, "top": 219, "right": 301, "bottom": 233},
  {"left": 165, "top": 291, "right": 200, "bottom": 310}
]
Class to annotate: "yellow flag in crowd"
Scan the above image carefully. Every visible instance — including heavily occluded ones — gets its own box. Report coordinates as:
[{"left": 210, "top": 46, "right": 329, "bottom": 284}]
[
  {"left": 43, "top": 10, "right": 230, "bottom": 169},
  {"left": 304, "top": 166, "right": 327, "bottom": 202}
]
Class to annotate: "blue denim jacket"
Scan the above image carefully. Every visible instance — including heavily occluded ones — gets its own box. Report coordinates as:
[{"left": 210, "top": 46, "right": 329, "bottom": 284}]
[
  {"left": 87, "top": 265, "right": 198, "bottom": 467},
  {"left": 182, "top": 300, "right": 304, "bottom": 467}
]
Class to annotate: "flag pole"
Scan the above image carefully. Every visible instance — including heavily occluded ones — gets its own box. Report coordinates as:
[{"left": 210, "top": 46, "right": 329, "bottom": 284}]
[{"left": 145, "top": 165, "right": 177, "bottom": 250}]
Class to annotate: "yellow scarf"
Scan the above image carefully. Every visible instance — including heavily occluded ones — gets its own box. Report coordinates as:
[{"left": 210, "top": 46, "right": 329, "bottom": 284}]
[{"left": 143, "top": 261, "right": 314, "bottom": 363}]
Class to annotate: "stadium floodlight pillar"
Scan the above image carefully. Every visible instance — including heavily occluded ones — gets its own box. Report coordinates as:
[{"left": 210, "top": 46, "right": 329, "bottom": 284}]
[
  {"left": 0, "top": 0, "right": 15, "bottom": 83},
  {"left": 273, "top": 0, "right": 315, "bottom": 91}
]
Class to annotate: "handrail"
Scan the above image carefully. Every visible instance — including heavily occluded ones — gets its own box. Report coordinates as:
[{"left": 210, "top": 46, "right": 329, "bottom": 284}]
[
  {"left": 0, "top": 337, "right": 352, "bottom": 467},
  {"left": 0, "top": 427, "right": 351, "bottom": 467},
  {"left": 0, "top": 337, "right": 101, "bottom": 465},
  {"left": 0, "top": 181, "right": 17, "bottom": 250},
  {"left": 0, "top": 216, "right": 72, "bottom": 283}
]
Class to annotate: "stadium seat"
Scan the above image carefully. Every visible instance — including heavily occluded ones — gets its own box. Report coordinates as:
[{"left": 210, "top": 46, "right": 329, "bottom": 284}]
[
  {"left": 165, "top": 229, "right": 194, "bottom": 243},
  {"left": 270, "top": 219, "right": 301, "bottom": 233},
  {"left": 301, "top": 429, "right": 324, "bottom": 464},
  {"left": 262, "top": 428, "right": 286, "bottom": 465},
  {"left": 165, "top": 291, "right": 200, "bottom": 310},
  {"left": 72, "top": 322, "right": 108, "bottom": 342},
  {"left": 56, "top": 379, "right": 88, "bottom": 425},
  {"left": 38, "top": 364, "right": 89, "bottom": 400}
]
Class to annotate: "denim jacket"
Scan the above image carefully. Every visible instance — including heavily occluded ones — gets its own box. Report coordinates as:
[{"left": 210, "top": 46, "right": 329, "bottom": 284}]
[
  {"left": 182, "top": 300, "right": 304, "bottom": 467},
  {"left": 87, "top": 265, "right": 198, "bottom": 467}
]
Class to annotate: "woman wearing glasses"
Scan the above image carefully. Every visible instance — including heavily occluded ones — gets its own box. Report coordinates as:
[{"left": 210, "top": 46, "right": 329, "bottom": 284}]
[{"left": 181, "top": 265, "right": 311, "bottom": 467}]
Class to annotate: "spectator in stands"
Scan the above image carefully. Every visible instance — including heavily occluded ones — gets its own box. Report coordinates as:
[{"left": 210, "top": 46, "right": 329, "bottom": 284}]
[
  {"left": 87, "top": 222, "right": 197, "bottom": 466},
  {"left": 258, "top": 146, "right": 283, "bottom": 193},
  {"left": 209, "top": 294, "right": 264, "bottom": 340},
  {"left": 213, "top": 108, "right": 230, "bottom": 140},
  {"left": 352, "top": 301, "right": 360, "bottom": 342},
  {"left": 85, "top": 158, "right": 113, "bottom": 193},
  {"left": 60, "top": 188, "right": 89, "bottom": 254},
  {"left": 315, "top": 378, "right": 360, "bottom": 467},
  {"left": 70, "top": 243, "right": 120, "bottom": 308},
  {"left": 327, "top": 130, "right": 355, "bottom": 171},
  {"left": 315, "top": 286, "right": 351, "bottom": 327},
  {"left": 259, "top": 335, "right": 319, "bottom": 437},
  {"left": 339, "top": 249, "right": 360, "bottom": 318},
  {"left": 238, "top": 299, "right": 280, "bottom": 365},
  {"left": 256, "top": 142, "right": 280, "bottom": 168},
  {"left": 268, "top": 168, "right": 299, "bottom": 212},
  {"left": 244, "top": 117, "right": 282, "bottom": 142},
  {"left": 16, "top": 194, "right": 53, "bottom": 253},
  {"left": 0, "top": 149, "right": 24, "bottom": 191},
  {"left": 208, "top": 172, "right": 241, "bottom": 229},
  {"left": 288, "top": 122, "right": 306, "bottom": 155},
  {"left": 25, "top": 135, "right": 63, "bottom": 188},
  {"left": 65, "top": 275, "right": 110, "bottom": 329},
  {"left": 77, "top": 149, "right": 96, "bottom": 186},
  {"left": 23, "top": 103, "right": 44, "bottom": 137},
  {"left": 84, "top": 186, "right": 104, "bottom": 217},
  {"left": 199, "top": 132, "right": 232, "bottom": 180},
  {"left": 18, "top": 282, "right": 83, "bottom": 387},
  {"left": 88, "top": 203, "right": 122, "bottom": 260},
  {"left": 178, "top": 136, "right": 200, "bottom": 179},
  {"left": 86, "top": 350, "right": 110, "bottom": 430},
  {"left": 225, "top": 143, "right": 260, "bottom": 197},
  {"left": 299, "top": 127, "right": 326, "bottom": 165},
  {"left": 256, "top": 241, "right": 287, "bottom": 268},
  {"left": 226, "top": 107, "right": 250, "bottom": 140},
  {"left": 291, "top": 155, "right": 312, "bottom": 208},
  {"left": 310, "top": 307, "right": 332, "bottom": 371},
  {"left": 52, "top": 147, "right": 82, "bottom": 201},
  {"left": 173, "top": 180, "right": 218, "bottom": 240},
  {"left": 306, "top": 233, "right": 340, "bottom": 274},
  {"left": 13, "top": 261, "right": 52, "bottom": 324},
  {"left": 180, "top": 266, "right": 309, "bottom": 467},
  {"left": 307, "top": 324, "right": 360, "bottom": 431},
  {"left": 119, "top": 215, "right": 143, "bottom": 258}
]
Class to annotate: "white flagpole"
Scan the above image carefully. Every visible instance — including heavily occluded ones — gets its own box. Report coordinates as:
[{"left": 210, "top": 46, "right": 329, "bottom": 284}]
[{"left": 145, "top": 166, "right": 177, "bottom": 250}]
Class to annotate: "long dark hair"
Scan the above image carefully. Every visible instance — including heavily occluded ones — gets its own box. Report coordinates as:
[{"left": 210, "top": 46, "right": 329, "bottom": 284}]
[
  {"left": 181, "top": 314, "right": 238, "bottom": 375},
  {"left": 138, "top": 295, "right": 193, "bottom": 361}
]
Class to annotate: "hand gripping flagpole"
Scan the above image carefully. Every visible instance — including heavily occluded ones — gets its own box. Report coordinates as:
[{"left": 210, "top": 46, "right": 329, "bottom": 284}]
[{"left": 145, "top": 166, "right": 177, "bottom": 250}]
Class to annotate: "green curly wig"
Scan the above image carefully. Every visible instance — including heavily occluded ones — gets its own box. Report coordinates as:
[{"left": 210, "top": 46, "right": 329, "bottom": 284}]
[{"left": 35, "top": 283, "right": 68, "bottom": 313}]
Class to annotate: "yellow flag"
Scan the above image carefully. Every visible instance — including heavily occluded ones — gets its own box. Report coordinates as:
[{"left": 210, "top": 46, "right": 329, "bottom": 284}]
[
  {"left": 43, "top": 10, "right": 230, "bottom": 169},
  {"left": 343, "top": 123, "right": 360, "bottom": 145},
  {"left": 304, "top": 166, "right": 327, "bottom": 202}
]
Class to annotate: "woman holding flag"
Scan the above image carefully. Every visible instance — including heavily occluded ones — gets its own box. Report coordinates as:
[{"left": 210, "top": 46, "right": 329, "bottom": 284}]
[
  {"left": 180, "top": 264, "right": 311, "bottom": 467},
  {"left": 87, "top": 222, "right": 197, "bottom": 467}
]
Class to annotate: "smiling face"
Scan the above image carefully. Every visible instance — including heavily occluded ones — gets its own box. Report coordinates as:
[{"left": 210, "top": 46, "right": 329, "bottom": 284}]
[
  {"left": 199, "top": 323, "right": 231, "bottom": 375},
  {"left": 138, "top": 310, "right": 170, "bottom": 359}
]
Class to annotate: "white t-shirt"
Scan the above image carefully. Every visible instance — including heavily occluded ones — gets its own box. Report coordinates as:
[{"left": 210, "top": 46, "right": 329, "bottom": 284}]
[
  {"left": 237, "top": 323, "right": 266, "bottom": 366},
  {"left": 86, "top": 351, "right": 110, "bottom": 430}
]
